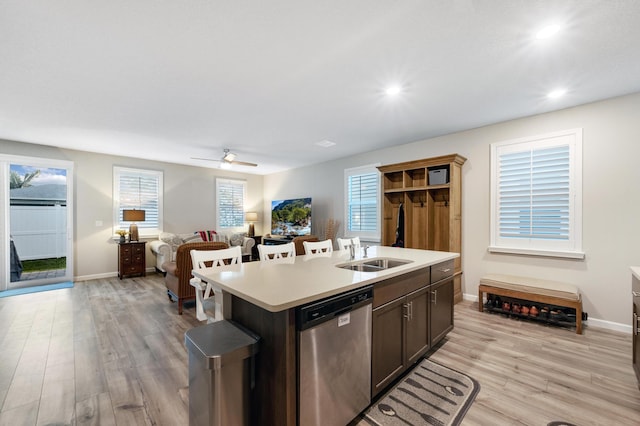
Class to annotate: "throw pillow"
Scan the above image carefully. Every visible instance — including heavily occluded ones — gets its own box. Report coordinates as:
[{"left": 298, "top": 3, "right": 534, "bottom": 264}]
[
  {"left": 229, "top": 233, "right": 245, "bottom": 246},
  {"left": 197, "top": 230, "right": 218, "bottom": 241},
  {"left": 182, "top": 233, "right": 204, "bottom": 244}
]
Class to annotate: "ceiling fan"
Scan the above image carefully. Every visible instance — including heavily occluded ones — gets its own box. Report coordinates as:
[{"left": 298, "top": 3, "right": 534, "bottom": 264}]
[{"left": 191, "top": 148, "right": 258, "bottom": 167}]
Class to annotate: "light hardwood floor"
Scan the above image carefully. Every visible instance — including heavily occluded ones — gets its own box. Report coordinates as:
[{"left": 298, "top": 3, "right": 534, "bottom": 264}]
[{"left": 1, "top": 274, "right": 638, "bottom": 425}]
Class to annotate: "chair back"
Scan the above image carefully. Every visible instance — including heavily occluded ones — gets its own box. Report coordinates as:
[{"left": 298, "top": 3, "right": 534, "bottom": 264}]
[
  {"left": 191, "top": 246, "right": 242, "bottom": 270},
  {"left": 292, "top": 235, "right": 319, "bottom": 255},
  {"left": 258, "top": 242, "right": 296, "bottom": 261},
  {"left": 189, "top": 245, "right": 241, "bottom": 323},
  {"left": 337, "top": 236, "right": 361, "bottom": 251},
  {"left": 303, "top": 239, "right": 333, "bottom": 256}
]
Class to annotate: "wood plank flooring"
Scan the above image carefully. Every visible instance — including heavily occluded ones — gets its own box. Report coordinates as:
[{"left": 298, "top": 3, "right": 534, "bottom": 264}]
[{"left": 1, "top": 274, "right": 638, "bottom": 425}]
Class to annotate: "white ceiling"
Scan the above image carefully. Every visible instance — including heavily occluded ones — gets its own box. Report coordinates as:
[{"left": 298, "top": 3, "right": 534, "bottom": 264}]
[{"left": 2, "top": 1, "right": 640, "bottom": 175}]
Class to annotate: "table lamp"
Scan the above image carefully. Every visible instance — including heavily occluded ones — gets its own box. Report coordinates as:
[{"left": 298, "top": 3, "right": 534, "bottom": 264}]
[
  {"left": 245, "top": 212, "right": 258, "bottom": 237},
  {"left": 123, "top": 209, "right": 145, "bottom": 241}
]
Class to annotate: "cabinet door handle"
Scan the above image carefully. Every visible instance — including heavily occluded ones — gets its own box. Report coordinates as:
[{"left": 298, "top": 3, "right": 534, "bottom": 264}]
[
  {"left": 440, "top": 268, "right": 451, "bottom": 273},
  {"left": 635, "top": 313, "right": 639, "bottom": 336},
  {"left": 403, "top": 303, "right": 410, "bottom": 320},
  {"left": 432, "top": 290, "right": 437, "bottom": 304},
  {"left": 409, "top": 301, "right": 413, "bottom": 321}
]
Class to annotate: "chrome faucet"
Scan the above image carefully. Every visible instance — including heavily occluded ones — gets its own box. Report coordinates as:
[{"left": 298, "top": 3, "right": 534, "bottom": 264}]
[
  {"left": 349, "top": 239, "right": 356, "bottom": 260},
  {"left": 363, "top": 245, "right": 370, "bottom": 258}
]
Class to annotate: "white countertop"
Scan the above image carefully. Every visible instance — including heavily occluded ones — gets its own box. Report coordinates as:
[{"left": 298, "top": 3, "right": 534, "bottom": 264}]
[
  {"left": 192, "top": 246, "right": 459, "bottom": 312},
  {"left": 631, "top": 266, "right": 640, "bottom": 280}
]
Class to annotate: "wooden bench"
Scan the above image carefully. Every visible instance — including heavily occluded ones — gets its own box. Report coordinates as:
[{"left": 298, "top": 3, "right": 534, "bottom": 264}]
[{"left": 478, "top": 274, "right": 583, "bottom": 334}]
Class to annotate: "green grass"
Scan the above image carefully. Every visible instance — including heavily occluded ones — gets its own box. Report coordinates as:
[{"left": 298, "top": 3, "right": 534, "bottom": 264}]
[{"left": 21, "top": 257, "right": 66, "bottom": 272}]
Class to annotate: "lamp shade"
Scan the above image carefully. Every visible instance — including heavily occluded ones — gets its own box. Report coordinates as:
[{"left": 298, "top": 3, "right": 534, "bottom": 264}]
[
  {"left": 123, "top": 209, "right": 145, "bottom": 222},
  {"left": 245, "top": 212, "right": 259, "bottom": 222}
]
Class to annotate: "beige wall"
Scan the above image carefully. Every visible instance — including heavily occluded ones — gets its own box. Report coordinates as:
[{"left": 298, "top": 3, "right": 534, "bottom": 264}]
[
  {"left": 265, "top": 92, "right": 640, "bottom": 329},
  {"left": 4, "top": 91, "right": 638, "bottom": 328},
  {"left": 0, "top": 140, "right": 264, "bottom": 279}
]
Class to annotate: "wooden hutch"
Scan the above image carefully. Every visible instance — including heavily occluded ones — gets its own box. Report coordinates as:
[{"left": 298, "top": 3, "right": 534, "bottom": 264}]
[{"left": 378, "top": 154, "right": 466, "bottom": 302}]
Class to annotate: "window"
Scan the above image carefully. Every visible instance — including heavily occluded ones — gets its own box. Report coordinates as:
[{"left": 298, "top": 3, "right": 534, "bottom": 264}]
[
  {"left": 216, "top": 178, "right": 246, "bottom": 230},
  {"left": 344, "top": 164, "right": 380, "bottom": 241},
  {"left": 113, "top": 167, "right": 163, "bottom": 238},
  {"left": 489, "top": 128, "right": 584, "bottom": 259}
]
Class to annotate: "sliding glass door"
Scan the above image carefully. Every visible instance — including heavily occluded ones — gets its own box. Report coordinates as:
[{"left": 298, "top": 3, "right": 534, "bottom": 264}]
[{"left": 0, "top": 155, "right": 74, "bottom": 291}]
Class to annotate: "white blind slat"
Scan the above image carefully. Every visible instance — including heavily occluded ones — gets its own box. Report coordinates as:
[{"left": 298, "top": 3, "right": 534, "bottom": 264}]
[
  {"left": 348, "top": 172, "right": 379, "bottom": 232},
  {"left": 498, "top": 145, "right": 570, "bottom": 240},
  {"left": 217, "top": 179, "right": 245, "bottom": 228}
]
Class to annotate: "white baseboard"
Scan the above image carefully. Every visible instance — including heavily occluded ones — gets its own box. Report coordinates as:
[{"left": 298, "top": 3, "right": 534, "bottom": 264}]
[
  {"left": 74, "top": 272, "right": 118, "bottom": 282},
  {"left": 462, "top": 293, "right": 630, "bottom": 334}
]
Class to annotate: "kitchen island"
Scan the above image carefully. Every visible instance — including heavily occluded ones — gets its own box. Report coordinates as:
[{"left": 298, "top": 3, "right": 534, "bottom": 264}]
[{"left": 192, "top": 246, "right": 458, "bottom": 425}]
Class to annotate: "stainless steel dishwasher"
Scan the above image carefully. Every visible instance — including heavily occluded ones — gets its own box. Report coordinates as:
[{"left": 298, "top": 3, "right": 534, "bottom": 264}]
[{"left": 297, "top": 285, "right": 373, "bottom": 426}]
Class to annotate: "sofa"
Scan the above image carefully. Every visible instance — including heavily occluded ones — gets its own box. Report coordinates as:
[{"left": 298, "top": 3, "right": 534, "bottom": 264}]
[
  {"left": 162, "top": 241, "right": 229, "bottom": 315},
  {"left": 149, "top": 231, "right": 256, "bottom": 273}
]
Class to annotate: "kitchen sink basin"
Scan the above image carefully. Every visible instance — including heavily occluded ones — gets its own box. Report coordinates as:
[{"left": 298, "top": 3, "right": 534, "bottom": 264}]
[
  {"left": 339, "top": 264, "right": 385, "bottom": 272},
  {"left": 336, "top": 257, "right": 412, "bottom": 272},
  {"left": 362, "top": 258, "right": 411, "bottom": 269}
]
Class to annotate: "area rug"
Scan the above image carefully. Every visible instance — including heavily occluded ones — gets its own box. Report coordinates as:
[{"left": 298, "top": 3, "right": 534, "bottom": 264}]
[
  {"left": 0, "top": 281, "right": 74, "bottom": 298},
  {"left": 363, "top": 358, "right": 480, "bottom": 426}
]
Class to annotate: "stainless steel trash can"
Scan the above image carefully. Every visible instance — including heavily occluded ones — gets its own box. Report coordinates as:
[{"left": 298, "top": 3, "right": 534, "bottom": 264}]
[{"left": 185, "top": 320, "right": 260, "bottom": 426}]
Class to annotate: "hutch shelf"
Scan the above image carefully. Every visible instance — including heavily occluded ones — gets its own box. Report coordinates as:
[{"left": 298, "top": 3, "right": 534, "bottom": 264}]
[{"left": 378, "top": 154, "right": 466, "bottom": 303}]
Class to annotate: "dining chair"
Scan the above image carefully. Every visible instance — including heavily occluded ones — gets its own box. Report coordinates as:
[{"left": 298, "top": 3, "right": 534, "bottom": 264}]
[
  {"left": 303, "top": 239, "right": 333, "bottom": 256},
  {"left": 257, "top": 242, "right": 296, "bottom": 261},
  {"left": 189, "top": 245, "right": 242, "bottom": 322},
  {"left": 337, "top": 236, "right": 361, "bottom": 251}
]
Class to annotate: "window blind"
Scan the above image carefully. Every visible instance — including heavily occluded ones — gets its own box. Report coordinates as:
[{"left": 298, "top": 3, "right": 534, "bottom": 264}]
[
  {"left": 498, "top": 145, "right": 570, "bottom": 240},
  {"left": 113, "top": 167, "right": 163, "bottom": 237},
  {"left": 347, "top": 172, "right": 379, "bottom": 232},
  {"left": 118, "top": 175, "right": 160, "bottom": 230},
  {"left": 217, "top": 179, "right": 245, "bottom": 228}
]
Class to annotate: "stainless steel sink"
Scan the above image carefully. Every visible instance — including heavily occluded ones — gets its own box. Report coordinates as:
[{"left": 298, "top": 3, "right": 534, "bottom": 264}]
[
  {"left": 336, "top": 257, "right": 412, "bottom": 272},
  {"left": 362, "top": 258, "right": 411, "bottom": 269},
  {"left": 339, "top": 264, "right": 385, "bottom": 272}
]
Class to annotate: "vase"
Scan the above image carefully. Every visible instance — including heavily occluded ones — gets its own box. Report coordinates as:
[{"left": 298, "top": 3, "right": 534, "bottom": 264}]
[{"left": 119, "top": 235, "right": 125, "bottom": 243}]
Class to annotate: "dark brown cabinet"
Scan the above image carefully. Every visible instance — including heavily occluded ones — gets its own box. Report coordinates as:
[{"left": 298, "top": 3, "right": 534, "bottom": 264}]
[
  {"left": 118, "top": 242, "right": 146, "bottom": 279},
  {"left": 371, "top": 268, "right": 431, "bottom": 397},
  {"left": 429, "top": 259, "right": 454, "bottom": 346},
  {"left": 405, "top": 287, "right": 430, "bottom": 365},
  {"left": 371, "top": 260, "right": 455, "bottom": 398},
  {"left": 372, "top": 297, "right": 405, "bottom": 396},
  {"left": 430, "top": 277, "right": 454, "bottom": 346}
]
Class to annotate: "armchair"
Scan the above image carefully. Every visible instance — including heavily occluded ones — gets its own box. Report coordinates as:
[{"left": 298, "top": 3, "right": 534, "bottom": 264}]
[
  {"left": 292, "top": 235, "right": 319, "bottom": 255},
  {"left": 162, "top": 241, "right": 229, "bottom": 315}
]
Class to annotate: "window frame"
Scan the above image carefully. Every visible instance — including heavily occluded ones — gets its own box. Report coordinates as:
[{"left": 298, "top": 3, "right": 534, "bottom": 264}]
[
  {"left": 113, "top": 167, "right": 163, "bottom": 239},
  {"left": 216, "top": 177, "right": 246, "bottom": 232},
  {"left": 344, "top": 164, "right": 381, "bottom": 242},
  {"left": 489, "top": 128, "right": 584, "bottom": 259}
]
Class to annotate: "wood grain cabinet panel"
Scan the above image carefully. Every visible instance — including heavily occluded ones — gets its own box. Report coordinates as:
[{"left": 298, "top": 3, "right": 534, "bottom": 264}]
[
  {"left": 118, "top": 242, "right": 146, "bottom": 279},
  {"left": 372, "top": 285, "right": 431, "bottom": 398},
  {"left": 371, "top": 260, "right": 455, "bottom": 399},
  {"left": 378, "top": 154, "right": 466, "bottom": 303}
]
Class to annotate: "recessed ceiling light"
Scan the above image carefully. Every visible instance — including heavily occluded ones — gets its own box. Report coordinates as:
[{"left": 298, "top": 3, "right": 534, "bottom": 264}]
[
  {"left": 316, "top": 140, "right": 336, "bottom": 148},
  {"left": 547, "top": 88, "right": 567, "bottom": 99},
  {"left": 385, "top": 85, "right": 402, "bottom": 96},
  {"left": 536, "top": 24, "right": 561, "bottom": 40}
]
